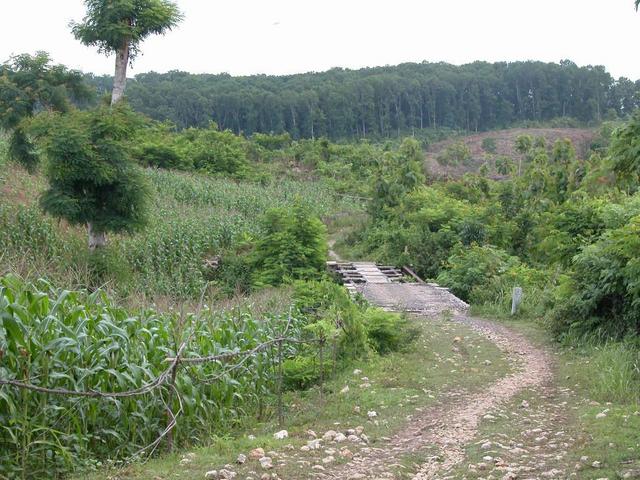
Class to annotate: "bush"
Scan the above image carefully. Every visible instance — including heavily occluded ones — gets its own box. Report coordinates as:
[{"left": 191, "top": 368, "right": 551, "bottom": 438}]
[
  {"left": 362, "top": 308, "right": 408, "bottom": 354},
  {"left": 138, "top": 144, "right": 186, "bottom": 169},
  {"left": 84, "top": 245, "right": 132, "bottom": 289},
  {"left": 437, "top": 245, "right": 520, "bottom": 302},
  {"left": 437, "top": 142, "right": 472, "bottom": 166},
  {"left": 252, "top": 132, "right": 292, "bottom": 151},
  {"left": 283, "top": 355, "right": 330, "bottom": 390},
  {"left": 212, "top": 248, "right": 254, "bottom": 296},
  {"left": 550, "top": 215, "right": 640, "bottom": 339},
  {"left": 251, "top": 204, "right": 328, "bottom": 287},
  {"left": 292, "top": 279, "right": 368, "bottom": 359},
  {"left": 481, "top": 137, "right": 497, "bottom": 154},
  {"left": 184, "top": 126, "right": 250, "bottom": 177}
]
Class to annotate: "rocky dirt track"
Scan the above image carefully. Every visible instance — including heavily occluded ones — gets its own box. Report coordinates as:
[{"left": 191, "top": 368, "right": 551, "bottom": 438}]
[{"left": 319, "top": 282, "right": 557, "bottom": 479}]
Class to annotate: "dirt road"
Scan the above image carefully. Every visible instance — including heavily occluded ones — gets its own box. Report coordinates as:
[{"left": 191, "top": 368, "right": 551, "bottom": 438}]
[{"left": 322, "top": 282, "right": 555, "bottom": 479}]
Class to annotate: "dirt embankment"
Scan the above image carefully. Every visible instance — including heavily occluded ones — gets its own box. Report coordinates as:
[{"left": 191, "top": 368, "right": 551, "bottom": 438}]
[{"left": 425, "top": 127, "right": 596, "bottom": 178}]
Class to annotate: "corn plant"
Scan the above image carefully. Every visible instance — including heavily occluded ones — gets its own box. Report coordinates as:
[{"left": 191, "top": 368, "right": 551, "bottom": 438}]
[{"left": 0, "top": 275, "right": 304, "bottom": 478}]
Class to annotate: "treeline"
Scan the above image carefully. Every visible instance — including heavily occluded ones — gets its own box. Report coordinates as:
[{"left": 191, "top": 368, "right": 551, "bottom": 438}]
[{"left": 86, "top": 60, "right": 640, "bottom": 138}]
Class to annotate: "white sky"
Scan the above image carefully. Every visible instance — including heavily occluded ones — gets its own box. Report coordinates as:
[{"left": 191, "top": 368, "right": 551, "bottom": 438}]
[{"left": 1, "top": 0, "right": 639, "bottom": 79}]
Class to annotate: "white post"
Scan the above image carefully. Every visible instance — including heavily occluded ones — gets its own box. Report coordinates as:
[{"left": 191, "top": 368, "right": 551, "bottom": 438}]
[{"left": 511, "top": 287, "right": 523, "bottom": 315}]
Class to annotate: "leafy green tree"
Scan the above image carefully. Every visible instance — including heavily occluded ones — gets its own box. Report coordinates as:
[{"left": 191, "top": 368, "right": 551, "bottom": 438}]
[
  {"left": 71, "top": 0, "right": 182, "bottom": 104},
  {"left": 515, "top": 134, "right": 533, "bottom": 175},
  {"left": 437, "top": 141, "right": 472, "bottom": 166},
  {"left": 0, "top": 52, "right": 90, "bottom": 171},
  {"left": 610, "top": 111, "right": 640, "bottom": 190},
  {"left": 370, "top": 138, "right": 425, "bottom": 218},
  {"left": 551, "top": 138, "right": 576, "bottom": 165},
  {"left": 495, "top": 155, "right": 515, "bottom": 175},
  {"left": 252, "top": 204, "right": 328, "bottom": 287},
  {"left": 481, "top": 137, "right": 497, "bottom": 154},
  {"left": 552, "top": 215, "right": 640, "bottom": 338},
  {"left": 30, "top": 104, "right": 148, "bottom": 249},
  {"left": 84, "top": 60, "right": 629, "bottom": 137}
]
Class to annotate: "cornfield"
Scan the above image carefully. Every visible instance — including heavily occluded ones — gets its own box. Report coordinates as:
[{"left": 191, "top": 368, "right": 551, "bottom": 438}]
[
  {"left": 0, "top": 274, "right": 304, "bottom": 478},
  {"left": 0, "top": 166, "right": 361, "bottom": 299}
]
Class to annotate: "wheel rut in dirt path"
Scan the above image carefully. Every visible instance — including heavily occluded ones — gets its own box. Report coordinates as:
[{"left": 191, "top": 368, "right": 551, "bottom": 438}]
[{"left": 321, "top": 282, "right": 554, "bottom": 480}]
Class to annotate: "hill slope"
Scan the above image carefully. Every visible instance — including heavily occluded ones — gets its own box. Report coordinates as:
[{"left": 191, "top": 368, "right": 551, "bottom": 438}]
[{"left": 425, "top": 127, "right": 596, "bottom": 178}]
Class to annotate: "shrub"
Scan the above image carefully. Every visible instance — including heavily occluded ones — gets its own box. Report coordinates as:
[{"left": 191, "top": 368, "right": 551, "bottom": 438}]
[
  {"left": 282, "top": 355, "right": 330, "bottom": 390},
  {"left": 252, "top": 132, "right": 292, "bottom": 151},
  {"left": 138, "top": 144, "right": 186, "bottom": 169},
  {"left": 550, "top": 215, "right": 640, "bottom": 339},
  {"left": 292, "top": 279, "right": 368, "bottom": 359},
  {"left": 186, "top": 127, "right": 249, "bottom": 177},
  {"left": 481, "top": 137, "right": 497, "bottom": 154},
  {"left": 437, "top": 142, "right": 472, "bottom": 166},
  {"left": 437, "top": 245, "right": 520, "bottom": 302},
  {"left": 362, "top": 308, "right": 408, "bottom": 354},
  {"left": 495, "top": 155, "right": 515, "bottom": 175},
  {"left": 251, "top": 204, "right": 328, "bottom": 287}
]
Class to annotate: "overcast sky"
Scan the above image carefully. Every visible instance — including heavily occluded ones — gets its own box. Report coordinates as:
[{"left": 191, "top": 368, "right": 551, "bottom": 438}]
[{"left": 1, "top": 1, "right": 639, "bottom": 79}]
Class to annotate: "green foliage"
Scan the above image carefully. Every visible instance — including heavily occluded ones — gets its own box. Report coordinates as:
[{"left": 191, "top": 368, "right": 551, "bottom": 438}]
[
  {"left": 437, "top": 245, "right": 519, "bottom": 302},
  {"left": 0, "top": 52, "right": 91, "bottom": 171},
  {"left": 610, "top": 110, "right": 640, "bottom": 189},
  {"left": 0, "top": 274, "right": 303, "bottom": 478},
  {"left": 138, "top": 144, "right": 184, "bottom": 169},
  {"left": 251, "top": 132, "right": 292, "bottom": 151},
  {"left": 186, "top": 126, "right": 250, "bottom": 176},
  {"left": 292, "top": 280, "right": 368, "bottom": 359},
  {"left": 551, "top": 215, "right": 640, "bottom": 338},
  {"left": 566, "top": 339, "right": 640, "bottom": 404},
  {"left": 0, "top": 159, "right": 354, "bottom": 299},
  {"left": 362, "top": 308, "right": 408, "bottom": 354},
  {"left": 251, "top": 204, "right": 328, "bottom": 287},
  {"left": 370, "top": 137, "right": 425, "bottom": 218},
  {"left": 437, "top": 142, "right": 472, "bottom": 166},
  {"left": 83, "top": 60, "right": 635, "bottom": 136},
  {"left": 551, "top": 138, "right": 576, "bottom": 165},
  {"left": 437, "top": 245, "right": 552, "bottom": 315},
  {"left": 120, "top": 171, "right": 349, "bottom": 298},
  {"left": 31, "top": 103, "right": 149, "bottom": 237},
  {"left": 481, "top": 137, "right": 497, "bottom": 154},
  {"left": 71, "top": 0, "right": 183, "bottom": 59},
  {"left": 514, "top": 134, "right": 533, "bottom": 155},
  {"left": 282, "top": 355, "right": 325, "bottom": 390},
  {"left": 0, "top": 204, "right": 67, "bottom": 261}
]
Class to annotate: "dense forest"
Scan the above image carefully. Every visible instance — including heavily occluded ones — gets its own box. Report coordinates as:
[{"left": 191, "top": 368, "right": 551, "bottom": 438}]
[{"left": 87, "top": 60, "right": 640, "bottom": 138}]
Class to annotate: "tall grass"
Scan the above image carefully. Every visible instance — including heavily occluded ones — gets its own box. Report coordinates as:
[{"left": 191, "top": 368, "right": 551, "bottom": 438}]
[
  {"left": 563, "top": 335, "right": 640, "bottom": 405},
  {"left": 0, "top": 274, "right": 305, "bottom": 478}
]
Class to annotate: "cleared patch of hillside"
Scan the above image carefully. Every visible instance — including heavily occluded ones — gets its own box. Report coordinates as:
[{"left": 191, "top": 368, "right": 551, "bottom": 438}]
[{"left": 425, "top": 128, "right": 596, "bottom": 178}]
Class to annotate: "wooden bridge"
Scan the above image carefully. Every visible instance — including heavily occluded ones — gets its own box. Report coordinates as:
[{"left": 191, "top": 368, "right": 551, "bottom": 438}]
[
  {"left": 327, "top": 261, "right": 469, "bottom": 315},
  {"left": 327, "top": 261, "right": 409, "bottom": 295}
]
